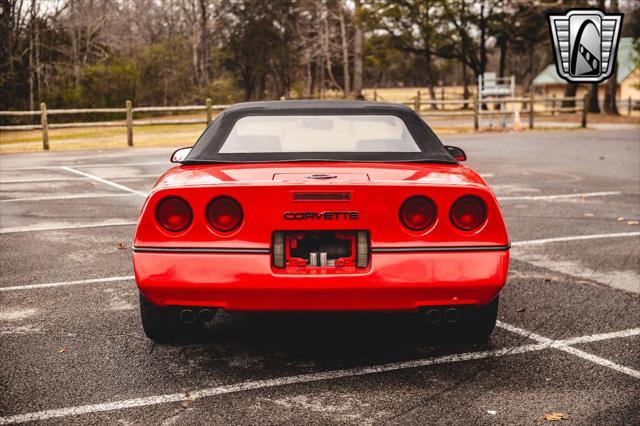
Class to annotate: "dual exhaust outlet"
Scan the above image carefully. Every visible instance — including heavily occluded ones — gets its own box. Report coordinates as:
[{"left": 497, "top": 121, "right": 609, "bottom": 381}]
[
  {"left": 181, "top": 307, "right": 460, "bottom": 324},
  {"left": 424, "top": 307, "right": 461, "bottom": 324},
  {"left": 309, "top": 252, "right": 328, "bottom": 267},
  {"left": 179, "top": 308, "right": 215, "bottom": 324}
]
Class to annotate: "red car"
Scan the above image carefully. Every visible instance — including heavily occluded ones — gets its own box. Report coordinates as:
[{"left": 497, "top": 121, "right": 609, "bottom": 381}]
[{"left": 133, "top": 101, "right": 510, "bottom": 342}]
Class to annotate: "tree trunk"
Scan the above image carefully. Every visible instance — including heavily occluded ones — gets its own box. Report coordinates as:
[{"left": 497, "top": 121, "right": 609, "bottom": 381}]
[
  {"left": 478, "top": 3, "right": 487, "bottom": 77},
  {"left": 562, "top": 84, "right": 578, "bottom": 108},
  {"left": 603, "top": 0, "right": 619, "bottom": 115},
  {"left": 322, "top": 5, "right": 341, "bottom": 92},
  {"left": 424, "top": 49, "right": 437, "bottom": 109},
  {"left": 198, "top": 0, "right": 210, "bottom": 85},
  {"left": 352, "top": 0, "right": 363, "bottom": 98},
  {"left": 318, "top": 60, "right": 325, "bottom": 99},
  {"left": 28, "top": 0, "right": 34, "bottom": 112},
  {"left": 304, "top": 52, "right": 313, "bottom": 98},
  {"left": 498, "top": 37, "right": 507, "bottom": 78},
  {"left": 34, "top": 2, "right": 41, "bottom": 105},
  {"left": 587, "top": 83, "right": 600, "bottom": 113},
  {"left": 339, "top": 6, "right": 350, "bottom": 98},
  {"left": 71, "top": 0, "right": 80, "bottom": 88},
  {"left": 604, "top": 61, "right": 619, "bottom": 114},
  {"left": 461, "top": 61, "right": 470, "bottom": 109}
]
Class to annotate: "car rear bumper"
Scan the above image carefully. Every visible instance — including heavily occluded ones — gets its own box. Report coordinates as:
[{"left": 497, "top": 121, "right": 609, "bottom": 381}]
[{"left": 133, "top": 249, "right": 509, "bottom": 311}]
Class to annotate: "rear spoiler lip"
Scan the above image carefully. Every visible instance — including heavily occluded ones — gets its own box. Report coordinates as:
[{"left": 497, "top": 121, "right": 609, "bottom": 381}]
[{"left": 180, "top": 159, "right": 457, "bottom": 165}]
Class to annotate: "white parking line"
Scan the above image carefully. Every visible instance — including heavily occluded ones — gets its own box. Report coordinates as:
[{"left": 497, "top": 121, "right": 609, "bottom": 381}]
[
  {"left": 498, "top": 191, "right": 622, "bottom": 201},
  {"left": 1, "top": 177, "right": 86, "bottom": 184},
  {"left": 511, "top": 248, "right": 640, "bottom": 294},
  {"left": 0, "top": 193, "right": 137, "bottom": 203},
  {"left": 0, "top": 324, "right": 636, "bottom": 425},
  {"left": 1, "top": 174, "right": 161, "bottom": 185},
  {"left": 0, "top": 161, "right": 169, "bottom": 171},
  {"left": 0, "top": 220, "right": 137, "bottom": 234},
  {"left": 558, "top": 345, "right": 640, "bottom": 379},
  {"left": 0, "top": 276, "right": 134, "bottom": 292},
  {"left": 59, "top": 167, "right": 148, "bottom": 196},
  {"left": 560, "top": 327, "right": 640, "bottom": 345},
  {"left": 512, "top": 232, "right": 640, "bottom": 247},
  {"left": 496, "top": 321, "right": 640, "bottom": 379}
]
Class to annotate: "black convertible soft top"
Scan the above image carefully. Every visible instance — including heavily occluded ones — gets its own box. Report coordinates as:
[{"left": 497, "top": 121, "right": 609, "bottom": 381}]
[{"left": 184, "top": 100, "right": 455, "bottom": 164}]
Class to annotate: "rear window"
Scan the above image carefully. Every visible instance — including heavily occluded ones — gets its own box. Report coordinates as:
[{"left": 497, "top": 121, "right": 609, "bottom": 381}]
[{"left": 218, "top": 115, "right": 420, "bottom": 153}]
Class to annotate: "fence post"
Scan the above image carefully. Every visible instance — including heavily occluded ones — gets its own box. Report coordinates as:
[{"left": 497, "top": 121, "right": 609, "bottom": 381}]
[
  {"left": 373, "top": 90, "right": 377, "bottom": 101},
  {"left": 581, "top": 94, "right": 588, "bottom": 128},
  {"left": 628, "top": 96, "right": 632, "bottom": 116},
  {"left": 414, "top": 91, "right": 421, "bottom": 113},
  {"left": 552, "top": 94, "right": 556, "bottom": 116},
  {"left": 473, "top": 95, "right": 479, "bottom": 131},
  {"left": 206, "top": 98, "right": 212, "bottom": 124},
  {"left": 529, "top": 92, "right": 535, "bottom": 129},
  {"left": 40, "top": 102, "right": 49, "bottom": 151},
  {"left": 126, "top": 100, "right": 133, "bottom": 147}
]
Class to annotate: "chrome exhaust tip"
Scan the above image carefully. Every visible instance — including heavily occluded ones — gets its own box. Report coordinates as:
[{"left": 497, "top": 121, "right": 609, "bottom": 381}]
[
  {"left": 424, "top": 309, "right": 441, "bottom": 324},
  {"left": 198, "top": 309, "right": 215, "bottom": 322},
  {"left": 443, "top": 308, "right": 461, "bottom": 323},
  {"left": 179, "top": 309, "right": 196, "bottom": 324}
]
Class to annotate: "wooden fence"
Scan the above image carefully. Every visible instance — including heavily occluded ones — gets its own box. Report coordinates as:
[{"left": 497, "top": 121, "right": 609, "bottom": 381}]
[
  {"left": 0, "top": 99, "right": 229, "bottom": 150},
  {"left": 0, "top": 94, "right": 601, "bottom": 151},
  {"left": 402, "top": 93, "right": 589, "bottom": 131}
]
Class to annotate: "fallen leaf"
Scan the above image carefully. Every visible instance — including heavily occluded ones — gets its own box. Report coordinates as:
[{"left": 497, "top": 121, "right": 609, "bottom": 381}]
[
  {"left": 617, "top": 217, "right": 625, "bottom": 222},
  {"left": 584, "top": 213, "right": 594, "bottom": 218},
  {"left": 544, "top": 412, "right": 568, "bottom": 421},
  {"left": 544, "top": 277, "right": 552, "bottom": 283},
  {"left": 627, "top": 221, "right": 639, "bottom": 226},
  {"left": 487, "top": 410, "right": 497, "bottom": 415},
  {"left": 58, "top": 347, "right": 67, "bottom": 353},
  {"left": 517, "top": 307, "right": 526, "bottom": 312},
  {"left": 117, "top": 242, "right": 127, "bottom": 249}
]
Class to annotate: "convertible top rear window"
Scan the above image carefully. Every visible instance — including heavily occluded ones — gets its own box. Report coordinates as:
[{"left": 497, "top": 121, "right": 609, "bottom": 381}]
[
  {"left": 184, "top": 101, "right": 455, "bottom": 164},
  {"left": 219, "top": 115, "right": 421, "bottom": 154}
]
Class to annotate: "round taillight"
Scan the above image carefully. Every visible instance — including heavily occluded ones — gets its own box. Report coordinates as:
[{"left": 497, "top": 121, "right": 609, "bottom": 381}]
[
  {"left": 400, "top": 196, "right": 437, "bottom": 231},
  {"left": 451, "top": 196, "right": 487, "bottom": 231},
  {"left": 156, "top": 196, "right": 192, "bottom": 232},
  {"left": 207, "top": 196, "right": 243, "bottom": 232}
]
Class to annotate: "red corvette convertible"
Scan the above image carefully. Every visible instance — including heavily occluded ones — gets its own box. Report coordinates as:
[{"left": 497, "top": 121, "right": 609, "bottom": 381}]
[{"left": 133, "top": 101, "right": 510, "bottom": 342}]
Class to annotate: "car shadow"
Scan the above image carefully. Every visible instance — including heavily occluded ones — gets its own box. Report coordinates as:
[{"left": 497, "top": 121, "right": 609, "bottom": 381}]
[{"left": 158, "top": 310, "right": 497, "bottom": 369}]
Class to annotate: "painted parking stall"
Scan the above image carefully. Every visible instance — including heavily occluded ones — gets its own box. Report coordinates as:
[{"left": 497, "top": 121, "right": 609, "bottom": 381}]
[{"left": 0, "top": 128, "right": 638, "bottom": 424}]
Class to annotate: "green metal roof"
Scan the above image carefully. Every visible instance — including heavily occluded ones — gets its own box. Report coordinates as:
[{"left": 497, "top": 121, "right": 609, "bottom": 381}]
[{"left": 533, "top": 37, "right": 638, "bottom": 85}]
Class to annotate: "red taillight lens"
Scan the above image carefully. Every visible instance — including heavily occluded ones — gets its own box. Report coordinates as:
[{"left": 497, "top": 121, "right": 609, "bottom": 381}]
[
  {"left": 451, "top": 196, "right": 487, "bottom": 230},
  {"left": 400, "top": 196, "right": 437, "bottom": 231},
  {"left": 207, "top": 196, "right": 243, "bottom": 232},
  {"left": 156, "top": 196, "right": 192, "bottom": 232}
]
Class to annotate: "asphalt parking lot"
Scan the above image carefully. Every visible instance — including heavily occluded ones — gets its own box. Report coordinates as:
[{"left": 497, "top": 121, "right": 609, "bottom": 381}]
[{"left": 0, "top": 127, "right": 639, "bottom": 424}]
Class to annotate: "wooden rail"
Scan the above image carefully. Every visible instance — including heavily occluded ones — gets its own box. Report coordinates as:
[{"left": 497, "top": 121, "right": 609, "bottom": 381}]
[
  {"left": 0, "top": 93, "right": 620, "bottom": 151},
  {"left": 0, "top": 99, "right": 227, "bottom": 150},
  {"left": 406, "top": 94, "right": 588, "bottom": 131}
]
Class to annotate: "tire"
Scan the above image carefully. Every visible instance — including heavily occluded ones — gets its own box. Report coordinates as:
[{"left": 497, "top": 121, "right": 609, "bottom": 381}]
[
  {"left": 460, "top": 295, "right": 499, "bottom": 343},
  {"left": 139, "top": 293, "right": 204, "bottom": 343}
]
